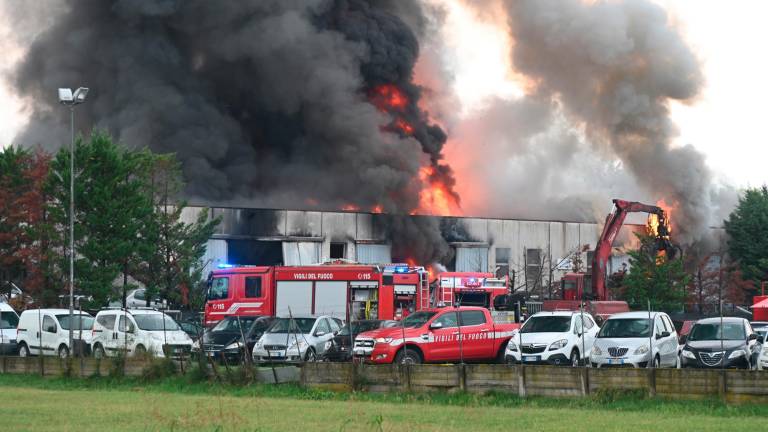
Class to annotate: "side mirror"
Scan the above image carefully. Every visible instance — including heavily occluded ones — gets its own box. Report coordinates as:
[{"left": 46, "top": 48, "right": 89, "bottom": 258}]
[
  {"left": 315, "top": 331, "right": 326, "bottom": 337},
  {"left": 46, "top": 325, "right": 56, "bottom": 333},
  {"left": 679, "top": 335, "right": 688, "bottom": 344},
  {"left": 748, "top": 333, "right": 757, "bottom": 341},
  {"left": 661, "top": 331, "right": 671, "bottom": 338},
  {"left": 429, "top": 322, "right": 443, "bottom": 330}
]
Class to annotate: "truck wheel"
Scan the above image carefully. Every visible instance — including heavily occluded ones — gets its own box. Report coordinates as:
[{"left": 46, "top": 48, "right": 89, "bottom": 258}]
[
  {"left": 496, "top": 342, "right": 510, "bottom": 364},
  {"left": 395, "top": 348, "right": 422, "bottom": 365},
  {"left": 58, "top": 345, "right": 70, "bottom": 359},
  {"left": 93, "top": 344, "right": 106, "bottom": 359},
  {"left": 18, "top": 342, "right": 30, "bottom": 358},
  {"left": 570, "top": 349, "right": 580, "bottom": 367}
]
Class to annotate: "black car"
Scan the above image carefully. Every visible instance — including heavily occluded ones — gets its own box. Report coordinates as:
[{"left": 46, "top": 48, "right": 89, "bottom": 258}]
[
  {"left": 323, "top": 319, "right": 398, "bottom": 362},
  {"left": 680, "top": 317, "right": 761, "bottom": 369},
  {"left": 195, "top": 315, "right": 275, "bottom": 364}
]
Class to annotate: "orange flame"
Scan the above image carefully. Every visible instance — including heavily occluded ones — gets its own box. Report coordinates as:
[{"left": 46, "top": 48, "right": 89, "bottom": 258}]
[
  {"left": 656, "top": 199, "right": 676, "bottom": 234},
  {"left": 371, "top": 204, "right": 383, "bottom": 214},
  {"left": 371, "top": 84, "right": 408, "bottom": 111},
  {"left": 394, "top": 118, "right": 414, "bottom": 135},
  {"left": 341, "top": 204, "right": 360, "bottom": 211},
  {"left": 415, "top": 166, "right": 461, "bottom": 216}
]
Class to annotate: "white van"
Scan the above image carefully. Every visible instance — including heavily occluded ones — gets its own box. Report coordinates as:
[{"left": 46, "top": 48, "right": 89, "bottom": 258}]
[
  {"left": 0, "top": 302, "right": 20, "bottom": 355},
  {"left": 16, "top": 309, "right": 95, "bottom": 358},
  {"left": 590, "top": 311, "right": 679, "bottom": 368},
  {"left": 91, "top": 308, "right": 192, "bottom": 359}
]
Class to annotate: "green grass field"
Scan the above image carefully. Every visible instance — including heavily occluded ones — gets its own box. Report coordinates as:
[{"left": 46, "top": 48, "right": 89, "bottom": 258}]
[{"left": 0, "top": 374, "right": 766, "bottom": 431}]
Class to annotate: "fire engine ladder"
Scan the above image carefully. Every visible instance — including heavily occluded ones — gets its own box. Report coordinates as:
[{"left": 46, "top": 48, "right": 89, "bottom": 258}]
[
  {"left": 440, "top": 281, "right": 455, "bottom": 307},
  {"left": 419, "top": 271, "right": 431, "bottom": 310}
]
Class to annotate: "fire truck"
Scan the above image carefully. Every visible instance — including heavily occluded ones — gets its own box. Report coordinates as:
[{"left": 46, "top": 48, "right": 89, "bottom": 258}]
[
  {"left": 204, "top": 263, "right": 430, "bottom": 326},
  {"left": 434, "top": 272, "right": 509, "bottom": 310}
]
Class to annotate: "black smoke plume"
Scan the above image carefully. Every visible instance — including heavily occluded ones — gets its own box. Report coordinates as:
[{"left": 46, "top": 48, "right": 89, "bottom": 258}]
[{"left": 8, "top": 0, "right": 455, "bottom": 264}]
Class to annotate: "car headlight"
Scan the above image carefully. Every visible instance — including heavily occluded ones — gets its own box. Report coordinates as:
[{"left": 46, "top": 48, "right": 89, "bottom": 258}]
[
  {"left": 591, "top": 345, "right": 602, "bottom": 356},
  {"left": 549, "top": 339, "right": 568, "bottom": 351},
  {"left": 634, "top": 345, "right": 649, "bottom": 355},
  {"left": 324, "top": 340, "right": 333, "bottom": 350},
  {"left": 682, "top": 349, "right": 696, "bottom": 359},
  {"left": 728, "top": 349, "right": 746, "bottom": 359},
  {"left": 506, "top": 341, "right": 518, "bottom": 352},
  {"left": 224, "top": 342, "right": 242, "bottom": 351},
  {"left": 375, "top": 337, "right": 393, "bottom": 344}
]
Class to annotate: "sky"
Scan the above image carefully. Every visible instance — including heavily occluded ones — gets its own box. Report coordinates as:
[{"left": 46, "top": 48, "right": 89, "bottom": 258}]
[{"left": 1, "top": 0, "right": 766, "bottom": 188}]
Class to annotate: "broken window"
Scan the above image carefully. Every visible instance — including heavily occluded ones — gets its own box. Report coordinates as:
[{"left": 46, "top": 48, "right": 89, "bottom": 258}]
[
  {"left": 525, "top": 248, "right": 542, "bottom": 292},
  {"left": 495, "top": 247, "right": 510, "bottom": 278},
  {"left": 330, "top": 242, "right": 346, "bottom": 260}
]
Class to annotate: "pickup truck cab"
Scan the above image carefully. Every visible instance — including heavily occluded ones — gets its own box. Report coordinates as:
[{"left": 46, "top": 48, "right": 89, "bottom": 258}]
[{"left": 354, "top": 307, "right": 519, "bottom": 364}]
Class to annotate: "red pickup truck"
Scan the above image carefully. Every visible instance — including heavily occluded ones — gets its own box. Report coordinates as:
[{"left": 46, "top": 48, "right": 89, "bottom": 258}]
[{"left": 353, "top": 306, "right": 520, "bottom": 364}]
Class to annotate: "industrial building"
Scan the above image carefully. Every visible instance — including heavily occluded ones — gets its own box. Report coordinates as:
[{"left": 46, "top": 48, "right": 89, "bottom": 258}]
[{"left": 182, "top": 206, "right": 662, "bottom": 297}]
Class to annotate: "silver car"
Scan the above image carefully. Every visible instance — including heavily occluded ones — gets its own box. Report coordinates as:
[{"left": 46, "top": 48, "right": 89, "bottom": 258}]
[
  {"left": 252, "top": 315, "right": 342, "bottom": 362},
  {"left": 591, "top": 311, "right": 679, "bottom": 368}
]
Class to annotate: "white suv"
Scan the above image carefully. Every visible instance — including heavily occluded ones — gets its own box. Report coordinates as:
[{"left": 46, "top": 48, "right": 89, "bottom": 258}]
[
  {"left": 591, "top": 311, "right": 679, "bottom": 368},
  {"left": 16, "top": 309, "right": 94, "bottom": 358},
  {"left": 505, "top": 311, "right": 600, "bottom": 366},
  {"left": 91, "top": 309, "right": 193, "bottom": 359}
]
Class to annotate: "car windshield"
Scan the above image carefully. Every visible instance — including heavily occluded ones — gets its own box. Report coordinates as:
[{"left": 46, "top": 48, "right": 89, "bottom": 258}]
[
  {"left": 56, "top": 314, "right": 94, "bottom": 331},
  {"left": 521, "top": 316, "right": 571, "bottom": 333},
  {"left": 211, "top": 317, "right": 257, "bottom": 333},
  {"left": 133, "top": 314, "right": 180, "bottom": 331},
  {"left": 267, "top": 318, "right": 316, "bottom": 334},
  {"left": 688, "top": 322, "right": 746, "bottom": 341},
  {"left": 339, "top": 321, "right": 382, "bottom": 336},
  {"left": 1, "top": 311, "right": 19, "bottom": 329},
  {"left": 401, "top": 312, "right": 437, "bottom": 328},
  {"left": 598, "top": 318, "right": 651, "bottom": 338}
]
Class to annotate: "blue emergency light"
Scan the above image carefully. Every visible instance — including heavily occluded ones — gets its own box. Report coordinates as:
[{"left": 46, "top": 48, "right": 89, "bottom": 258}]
[{"left": 217, "top": 263, "right": 235, "bottom": 269}]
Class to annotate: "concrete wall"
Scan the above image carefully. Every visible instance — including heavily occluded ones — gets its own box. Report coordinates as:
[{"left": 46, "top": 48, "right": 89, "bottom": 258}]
[{"left": 301, "top": 363, "right": 768, "bottom": 404}]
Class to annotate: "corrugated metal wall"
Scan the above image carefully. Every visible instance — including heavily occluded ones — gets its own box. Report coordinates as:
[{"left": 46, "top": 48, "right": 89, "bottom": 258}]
[{"left": 191, "top": 207, "right": 717, "bottom": 288}]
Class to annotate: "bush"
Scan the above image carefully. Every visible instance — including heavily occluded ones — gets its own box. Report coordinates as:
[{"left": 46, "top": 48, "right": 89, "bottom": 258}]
[{"left": 141, "top": 358, "right": 177, "bottom": 382}]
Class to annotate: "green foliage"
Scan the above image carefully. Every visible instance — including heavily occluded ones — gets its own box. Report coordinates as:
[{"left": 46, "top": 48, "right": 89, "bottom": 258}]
[
  {"left": 622, "top": 233, "right": 690, "bottom": 312},
  {"left": 724, "top": 186, "right": 768, "bottom": 288},
  {"left": 37, "top": 131, "right": 219, "bottom": 308},
  {"left": 132, "top": 153, "right": 220, "bottom": 308},
  {"left": 141, "top": 357, "right": 177, "bottom": 382}
]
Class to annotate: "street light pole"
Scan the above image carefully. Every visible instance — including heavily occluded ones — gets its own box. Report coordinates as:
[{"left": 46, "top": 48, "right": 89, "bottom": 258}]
[
  {"left": 58, "top": 87, "right": 89, "bottom": 358},
  {"left": 68, "top": 105, "right": 75, "bottom": 356}
]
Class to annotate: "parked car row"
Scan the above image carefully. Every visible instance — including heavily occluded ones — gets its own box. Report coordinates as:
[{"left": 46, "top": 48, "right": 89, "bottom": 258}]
[
  {"left": 1, "top": 301, "right": 767, "bottom": 371},
  {"left": 3, "top": 307, "right": 195, "bottom": 360}
]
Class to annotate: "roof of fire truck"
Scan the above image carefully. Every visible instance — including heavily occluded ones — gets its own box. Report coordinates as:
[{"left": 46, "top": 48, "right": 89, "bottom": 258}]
[{"left": 210, "top": 262, "right": 426, "bottom": 275}]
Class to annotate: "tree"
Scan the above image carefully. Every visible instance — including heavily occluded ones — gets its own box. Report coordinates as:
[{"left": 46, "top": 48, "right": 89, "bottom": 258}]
[
  {"left": 622, "top": 233, "right": 690, "bottom": 312},
  {"left": 0, "top": 147, "right": 55, "bottom": 306},
  {"left": 132, "top": 153, "right": 219, "bottom": 308},
  {"left": 724, "top": 186, "right": 768, "bottom": 292},
  {"left": 47, "top": 132, "right": 154, "bottom": 307},
  {"left": 686, "top": 248, "right": 754, "bottom": 314}
]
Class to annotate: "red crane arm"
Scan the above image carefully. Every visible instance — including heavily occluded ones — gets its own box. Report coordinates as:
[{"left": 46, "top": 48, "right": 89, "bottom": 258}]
[{"left": 591, "top": 199, "right": 665, "bottom": 300}]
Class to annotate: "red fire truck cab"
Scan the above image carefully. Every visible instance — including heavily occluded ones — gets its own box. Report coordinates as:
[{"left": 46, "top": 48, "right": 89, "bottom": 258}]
[
  {"left": 435, "top": 272, "right": 509, "bottom": 310},
  {"left": 204, "top": 263, "right": 430, "bottom": 326}
]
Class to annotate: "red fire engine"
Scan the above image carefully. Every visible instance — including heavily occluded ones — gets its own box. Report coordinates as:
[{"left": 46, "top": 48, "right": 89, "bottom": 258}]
[
  {"left": 204, "top": 263, "right": 429, "bottom": 326},
  {"left": 434, "top": 272, "right": 509, "bottom": 310}
]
